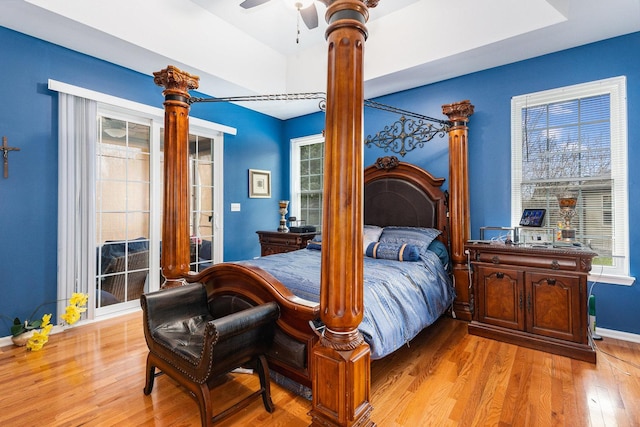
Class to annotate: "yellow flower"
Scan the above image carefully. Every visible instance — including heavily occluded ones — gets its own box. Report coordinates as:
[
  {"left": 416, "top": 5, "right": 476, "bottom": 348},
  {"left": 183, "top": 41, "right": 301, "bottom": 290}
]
[
  {"left": 61, "top": 305, "right": 81, "bottom": 325},
  {"left": 9, "top": 293, "right": 88, "bottom": 351},
  {"left": 41, "top": 313, "right": 52, "bottom": 328},
  {"left": 69, "top": 293, "right": 88, "bottom": 307},
  {"left": 42, "top": 323, "right": 53, "bottom": 335},
  {"left": 60, "top": 293, "right": 88, "bottom": 326},
  {"left": 26, "top": 328, "right": 50, "bottom": 351}
]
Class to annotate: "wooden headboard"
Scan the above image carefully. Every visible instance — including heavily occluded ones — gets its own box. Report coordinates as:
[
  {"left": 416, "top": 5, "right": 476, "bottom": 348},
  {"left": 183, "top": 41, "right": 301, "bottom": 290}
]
[{"left": 364, "top": 156, "right": 448, "bottom": 244}]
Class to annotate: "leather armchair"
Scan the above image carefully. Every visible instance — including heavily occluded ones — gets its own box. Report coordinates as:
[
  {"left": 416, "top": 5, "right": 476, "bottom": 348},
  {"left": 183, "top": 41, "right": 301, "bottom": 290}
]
[{"left": 141, "top": 283, "right": 280, "bottom": 426}]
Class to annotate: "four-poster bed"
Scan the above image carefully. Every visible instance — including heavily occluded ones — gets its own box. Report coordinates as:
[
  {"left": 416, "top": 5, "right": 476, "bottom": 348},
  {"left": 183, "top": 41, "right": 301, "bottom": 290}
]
[{"left": 152, "top": 1, "right": 473, "bottom": 426}]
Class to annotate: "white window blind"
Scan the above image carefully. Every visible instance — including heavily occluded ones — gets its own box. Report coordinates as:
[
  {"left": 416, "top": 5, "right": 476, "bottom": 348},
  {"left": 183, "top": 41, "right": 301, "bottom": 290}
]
[{"left": 511, "top": 76, "right": 631, "bottom": 283}]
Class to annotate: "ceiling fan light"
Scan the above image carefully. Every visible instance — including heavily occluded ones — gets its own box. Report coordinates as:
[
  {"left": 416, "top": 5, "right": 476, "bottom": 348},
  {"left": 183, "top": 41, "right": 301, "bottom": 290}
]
[
  {"left": 281, "top": 0, "right": 314, "bottom": 10},
  {"left": 104, "top": 128, "right": 126, "bottom": 138}
]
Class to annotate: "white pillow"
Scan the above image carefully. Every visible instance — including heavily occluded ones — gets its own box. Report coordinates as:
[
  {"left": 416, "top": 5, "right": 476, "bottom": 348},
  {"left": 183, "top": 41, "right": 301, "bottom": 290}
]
[{"left": 363, "top": 225, "right": 383, "bottom": 253}]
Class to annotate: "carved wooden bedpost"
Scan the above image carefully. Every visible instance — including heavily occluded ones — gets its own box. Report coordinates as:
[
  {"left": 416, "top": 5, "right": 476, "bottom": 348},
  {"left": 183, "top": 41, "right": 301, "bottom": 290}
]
[
  {"left": 442, "top": 100, "right": 474, "bottom": 320},
  {"left": 310, "top": 1, "right": 376, "bottom": 426},
  {"left": 153, "top": 66, "right": 199, "bottom": 287}
]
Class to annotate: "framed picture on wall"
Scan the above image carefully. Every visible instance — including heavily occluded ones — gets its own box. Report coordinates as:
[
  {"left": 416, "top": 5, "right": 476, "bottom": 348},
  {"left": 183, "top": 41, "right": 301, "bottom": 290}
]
[{"left": 249, "top": 169, "right": 271, "bottom": 198}]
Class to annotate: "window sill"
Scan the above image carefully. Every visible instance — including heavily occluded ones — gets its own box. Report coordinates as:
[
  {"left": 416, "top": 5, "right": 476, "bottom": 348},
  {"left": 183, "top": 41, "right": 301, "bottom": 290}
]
[{"left": 588, "top": 272, "right": 635, "bottom": 286}]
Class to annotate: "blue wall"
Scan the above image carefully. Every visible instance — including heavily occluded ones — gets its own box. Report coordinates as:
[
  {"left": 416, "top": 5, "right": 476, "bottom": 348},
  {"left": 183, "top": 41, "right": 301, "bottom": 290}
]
[
  {"left": 287, "top": 32, "right": 640, "bottom": 336},
  {"left": 0, "top": 26, "right": 286, "bottom": 330},
  {"left": 1, "top": 24, "right": 638, "bottom": 337},
  {"left": 394, "top": 33, "right": 640, "bottom": 335}
]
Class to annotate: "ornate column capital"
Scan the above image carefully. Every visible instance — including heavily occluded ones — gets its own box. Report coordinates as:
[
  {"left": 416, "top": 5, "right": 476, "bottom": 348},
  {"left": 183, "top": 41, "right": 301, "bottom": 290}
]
[
  {"left": 153, "top": 65, "right": 199, "bottom": 99},
  {"left": 442, "top": 99, "right": 475, "bottom": 124}
]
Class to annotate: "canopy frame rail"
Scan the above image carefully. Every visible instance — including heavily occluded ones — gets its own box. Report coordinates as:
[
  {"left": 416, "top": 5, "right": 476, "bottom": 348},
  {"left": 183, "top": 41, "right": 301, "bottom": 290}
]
[{"left": 189, "top": 93, "right": 452, "bottom": 156}]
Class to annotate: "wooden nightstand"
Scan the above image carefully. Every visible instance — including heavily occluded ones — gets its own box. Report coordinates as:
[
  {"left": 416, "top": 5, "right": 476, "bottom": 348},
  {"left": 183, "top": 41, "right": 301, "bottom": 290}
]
[
  {"left": 256, "top": 230, "right": 317, "bottom": 256},
  {"left": 465, "top": 242, "right": 598, "bottom": 363}
]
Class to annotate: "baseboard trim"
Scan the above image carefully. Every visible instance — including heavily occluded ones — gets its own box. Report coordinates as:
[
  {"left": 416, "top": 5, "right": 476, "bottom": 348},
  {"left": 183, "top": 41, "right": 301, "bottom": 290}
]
[
  {"left": 0, "top": 336, "right": 12, "bottom": 348},
  {"left": 596, "top": 327, "right": 640, "bottom": 344}
]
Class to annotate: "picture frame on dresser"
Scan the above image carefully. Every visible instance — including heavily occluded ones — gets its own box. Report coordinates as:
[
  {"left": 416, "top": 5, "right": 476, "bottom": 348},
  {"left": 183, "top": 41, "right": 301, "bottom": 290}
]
[{"left": 249, "top": 169, "right": 271, "bottom": 198}]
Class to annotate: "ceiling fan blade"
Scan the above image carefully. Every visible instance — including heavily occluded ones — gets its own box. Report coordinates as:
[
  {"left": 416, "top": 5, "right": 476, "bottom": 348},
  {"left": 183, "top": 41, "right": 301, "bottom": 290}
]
[
  {"left": 240, "top": 0, "right": 271, "bottom": 9},
  {"left": 300, "top": 3, "right": 318, "bottom": 29}
]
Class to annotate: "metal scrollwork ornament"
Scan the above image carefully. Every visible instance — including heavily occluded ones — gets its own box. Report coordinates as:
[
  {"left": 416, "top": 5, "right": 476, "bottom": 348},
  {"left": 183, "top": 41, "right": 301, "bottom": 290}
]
[{"left": 365, "top": 116, "right": 449, "bottom": 157}]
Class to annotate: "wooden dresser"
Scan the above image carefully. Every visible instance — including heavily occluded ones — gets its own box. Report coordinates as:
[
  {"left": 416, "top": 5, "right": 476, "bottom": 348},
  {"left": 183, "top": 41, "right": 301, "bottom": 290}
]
[
  {"left": 256, "top": 230, "right": 317, "bottom": 256},
  {"left": 465, "top": 242, "right": 597, "bottom": 363}
]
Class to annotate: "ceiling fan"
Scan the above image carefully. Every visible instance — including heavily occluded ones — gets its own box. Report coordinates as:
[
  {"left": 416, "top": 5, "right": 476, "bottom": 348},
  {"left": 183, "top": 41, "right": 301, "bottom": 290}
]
[{"left": 240, "top": 0, "right": 319, "bottom": 30}]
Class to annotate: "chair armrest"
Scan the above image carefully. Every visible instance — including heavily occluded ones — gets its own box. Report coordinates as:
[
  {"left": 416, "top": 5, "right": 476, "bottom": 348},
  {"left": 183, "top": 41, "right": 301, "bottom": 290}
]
[{"left": 210, "top": 302, "right": 280, "bottom": 343}]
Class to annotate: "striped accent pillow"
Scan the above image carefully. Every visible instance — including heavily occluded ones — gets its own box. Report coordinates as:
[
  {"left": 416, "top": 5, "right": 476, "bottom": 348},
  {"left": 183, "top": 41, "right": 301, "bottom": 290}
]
[{"left": 365, "top": 242, "right": 420, "bottom": 261}]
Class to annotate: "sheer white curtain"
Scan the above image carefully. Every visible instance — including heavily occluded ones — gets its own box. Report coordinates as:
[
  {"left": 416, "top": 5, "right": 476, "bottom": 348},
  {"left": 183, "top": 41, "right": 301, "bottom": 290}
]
[{"left": 57, "top": 93, "right": 97, "bottom": 320}]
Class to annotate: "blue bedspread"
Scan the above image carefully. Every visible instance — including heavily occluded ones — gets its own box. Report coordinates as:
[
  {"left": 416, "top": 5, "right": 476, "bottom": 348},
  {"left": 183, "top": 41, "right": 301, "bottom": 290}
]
[{"left": 238, "top": 247, "right": 454, "bottom": 360}]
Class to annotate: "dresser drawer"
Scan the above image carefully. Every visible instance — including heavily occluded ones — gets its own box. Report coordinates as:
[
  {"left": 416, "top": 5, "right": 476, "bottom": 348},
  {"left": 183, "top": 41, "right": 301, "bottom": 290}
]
[
  {"left": 475, "top": 251, "right": 579, "bottom": 271},
  {"left": 256, "top": 230, "right": 317, "bottom": 256}
]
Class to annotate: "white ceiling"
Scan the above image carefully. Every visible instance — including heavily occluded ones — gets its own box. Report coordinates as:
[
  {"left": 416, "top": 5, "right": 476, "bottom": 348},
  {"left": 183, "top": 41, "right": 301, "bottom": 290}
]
[{"left": 2, "top": 0, "right": 639, "bottom": 119}]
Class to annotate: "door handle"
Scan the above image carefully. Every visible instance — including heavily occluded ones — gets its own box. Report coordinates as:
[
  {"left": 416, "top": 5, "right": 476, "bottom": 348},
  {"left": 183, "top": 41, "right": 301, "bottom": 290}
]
[{"left": 519, "top": 292, "right": 523, "bottom": 310}]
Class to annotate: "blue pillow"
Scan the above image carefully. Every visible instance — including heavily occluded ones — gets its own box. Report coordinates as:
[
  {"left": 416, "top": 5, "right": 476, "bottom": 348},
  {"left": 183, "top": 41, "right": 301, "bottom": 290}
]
[
  {"left": 427, "top": 239, "right": 450, "bottom": 268},
  {"left": 127, "top": 237, "right": 149, "bottom": 253},
  {"left": 199, "top": 239, "right": 212, "bottom": 260},
  {"left": 99, "top": 237, "right": 149, "bottom": 274},
  {"left": 307, "top": 235, "right": 322, "bottom": 250},
  {"left": 366, "top": 242, "right": 420, "bottom": 261},
  {"left": 378, "top": 226, "right": 441, "bottom": 255}
]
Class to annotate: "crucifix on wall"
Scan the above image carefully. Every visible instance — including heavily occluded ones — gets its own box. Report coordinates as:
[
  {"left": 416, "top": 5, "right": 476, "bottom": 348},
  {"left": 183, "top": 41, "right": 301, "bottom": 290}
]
[{"left": 2, "top": 136, "right": 20, "bottom": 179}]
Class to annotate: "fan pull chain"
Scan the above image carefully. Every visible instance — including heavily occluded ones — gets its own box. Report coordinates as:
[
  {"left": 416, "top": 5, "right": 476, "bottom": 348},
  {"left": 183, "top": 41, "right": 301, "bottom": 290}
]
[{"left": 296, "top": 6, "right": 301, "bottom": 43}]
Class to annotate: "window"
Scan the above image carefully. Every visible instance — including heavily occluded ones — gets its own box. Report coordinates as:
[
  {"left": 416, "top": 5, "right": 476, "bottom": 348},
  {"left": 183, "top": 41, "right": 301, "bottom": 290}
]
[
  {"left": 291, "top": 134, "right": 324, "bottom": 230},
  {"left": 511, "top": 76, "right": 632, "bottom": 284}
]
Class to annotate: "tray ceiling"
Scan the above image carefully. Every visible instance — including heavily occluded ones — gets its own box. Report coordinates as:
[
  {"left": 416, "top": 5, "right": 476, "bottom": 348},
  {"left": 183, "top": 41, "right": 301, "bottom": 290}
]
[{"left": 2, "top": 0, "right": 639, "bottom": 119}]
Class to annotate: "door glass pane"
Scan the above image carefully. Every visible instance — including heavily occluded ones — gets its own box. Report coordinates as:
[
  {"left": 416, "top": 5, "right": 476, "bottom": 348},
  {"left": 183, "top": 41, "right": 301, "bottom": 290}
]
[
  {"left": 96, "top": 116, "right": 150, "bottom": 307},
  {"left": 189, "top": 134, "right": 215, "bottom": 272}
]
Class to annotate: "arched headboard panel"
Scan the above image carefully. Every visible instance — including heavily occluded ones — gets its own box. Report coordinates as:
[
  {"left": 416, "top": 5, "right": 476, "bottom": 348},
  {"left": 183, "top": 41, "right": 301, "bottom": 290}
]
[{"left": 364, "top": 157, "right": 448, "bottom": 244}]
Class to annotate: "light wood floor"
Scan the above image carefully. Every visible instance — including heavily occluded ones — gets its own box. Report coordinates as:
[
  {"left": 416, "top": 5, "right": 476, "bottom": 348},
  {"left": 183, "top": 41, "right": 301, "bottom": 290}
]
[{"left": 1, "top": 312, "right": 638, "bottom": 426}]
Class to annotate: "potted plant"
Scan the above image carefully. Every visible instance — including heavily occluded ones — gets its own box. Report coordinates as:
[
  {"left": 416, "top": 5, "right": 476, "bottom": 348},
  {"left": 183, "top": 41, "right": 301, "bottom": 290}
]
[{"left": 7, "top": 293, "right": 88, "bottom": 351}]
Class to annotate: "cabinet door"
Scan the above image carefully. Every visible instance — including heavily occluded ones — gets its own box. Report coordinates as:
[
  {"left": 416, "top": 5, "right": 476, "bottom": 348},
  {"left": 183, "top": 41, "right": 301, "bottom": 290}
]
[
  {"left": 526, "top": 271, "right": 583, "bottom": 343},
  {"left": 476, "top": 265, "right": 525, "bottom": 331}
]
